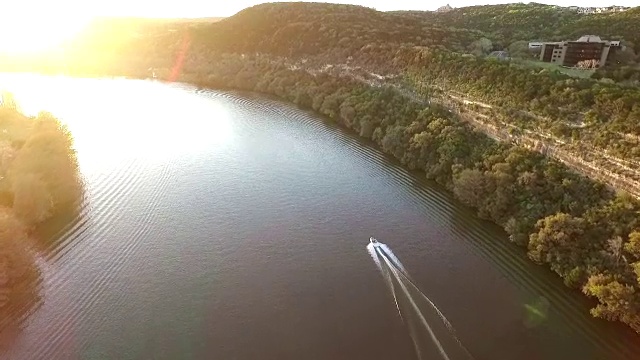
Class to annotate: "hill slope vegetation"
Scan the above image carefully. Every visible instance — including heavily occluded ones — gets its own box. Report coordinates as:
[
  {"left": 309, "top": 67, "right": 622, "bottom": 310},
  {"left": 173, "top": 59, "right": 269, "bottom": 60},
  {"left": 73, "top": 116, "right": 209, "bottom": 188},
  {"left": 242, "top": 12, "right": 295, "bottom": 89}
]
[{"left": 395, "top": 3, "right": 640, "bottom": 47}]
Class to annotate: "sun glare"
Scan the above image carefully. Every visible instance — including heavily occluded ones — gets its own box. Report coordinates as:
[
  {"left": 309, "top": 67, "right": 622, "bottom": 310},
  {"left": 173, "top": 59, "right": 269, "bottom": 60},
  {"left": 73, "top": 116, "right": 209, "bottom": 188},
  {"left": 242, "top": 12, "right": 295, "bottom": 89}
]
[{"left": 0, "top": 12, "right": 91, "bottom": 54}]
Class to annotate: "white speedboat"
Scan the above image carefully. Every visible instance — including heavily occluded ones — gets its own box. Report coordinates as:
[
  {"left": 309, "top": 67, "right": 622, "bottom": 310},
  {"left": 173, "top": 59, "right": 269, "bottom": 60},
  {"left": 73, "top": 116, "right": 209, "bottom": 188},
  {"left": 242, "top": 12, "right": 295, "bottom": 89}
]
[{"left": 370, "top": 237, "right": 379, "bottom": 245}]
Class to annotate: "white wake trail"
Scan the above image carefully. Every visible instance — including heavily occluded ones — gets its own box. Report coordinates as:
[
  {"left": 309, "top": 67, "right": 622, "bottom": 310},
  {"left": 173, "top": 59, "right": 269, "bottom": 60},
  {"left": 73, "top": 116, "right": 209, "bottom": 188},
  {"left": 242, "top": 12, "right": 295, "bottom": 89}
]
[
  {"left": 367, "top": 243, "right": 383, "bottom": 273},
  {"left": 378, "top": 243, "right": 407, "bottom": 274},
  {"left": 367, "top": 239, "right": 475, "bottom": 360},
  {"left": 380, "top": 249, "right": 451, "bottom": 360},
  {"left": 368, "top": 244, "right": 402, "bottom": 321}
]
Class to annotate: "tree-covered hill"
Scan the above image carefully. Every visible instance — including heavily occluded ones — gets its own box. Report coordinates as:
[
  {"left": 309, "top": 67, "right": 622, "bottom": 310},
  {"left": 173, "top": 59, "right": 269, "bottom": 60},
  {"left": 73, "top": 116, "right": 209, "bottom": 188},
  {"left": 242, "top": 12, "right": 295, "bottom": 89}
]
[
  {"left": 394, "top": 3, "right": 581, "bottom": 45},
  {"left": 562, "top": 7, "right": 640, "bottom": 47},
  {"left": 394, "top": 3, "right": 640, "bottom": 49},
  {"left": 189, "top": 2, "right": 484, "bottom": 55}
]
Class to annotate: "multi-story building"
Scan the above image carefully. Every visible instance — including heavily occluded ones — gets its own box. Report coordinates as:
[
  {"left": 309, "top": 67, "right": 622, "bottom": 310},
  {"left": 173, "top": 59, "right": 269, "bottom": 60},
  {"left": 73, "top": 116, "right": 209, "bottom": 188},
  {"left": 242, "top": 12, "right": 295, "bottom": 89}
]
[{"left": 539, "top": 35, "right": 620, "bottom": 68}]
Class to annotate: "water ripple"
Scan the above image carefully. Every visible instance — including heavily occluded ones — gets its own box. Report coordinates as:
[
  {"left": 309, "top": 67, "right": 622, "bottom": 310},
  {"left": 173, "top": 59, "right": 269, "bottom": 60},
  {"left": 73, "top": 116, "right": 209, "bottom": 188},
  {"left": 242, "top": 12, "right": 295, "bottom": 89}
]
[{"left": 1, "top": 77, "right": 638, "bottom": 360}]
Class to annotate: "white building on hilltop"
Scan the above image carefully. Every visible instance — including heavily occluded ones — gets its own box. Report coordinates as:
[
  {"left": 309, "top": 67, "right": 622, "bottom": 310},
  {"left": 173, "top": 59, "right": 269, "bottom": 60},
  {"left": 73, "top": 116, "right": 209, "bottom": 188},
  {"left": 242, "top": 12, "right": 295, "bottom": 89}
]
[
  {"left": 436, "top": 4, "right": 453, "bottom": 12},
  {"left": 574, "top": 5, "right": 628, "bottom": 14}
]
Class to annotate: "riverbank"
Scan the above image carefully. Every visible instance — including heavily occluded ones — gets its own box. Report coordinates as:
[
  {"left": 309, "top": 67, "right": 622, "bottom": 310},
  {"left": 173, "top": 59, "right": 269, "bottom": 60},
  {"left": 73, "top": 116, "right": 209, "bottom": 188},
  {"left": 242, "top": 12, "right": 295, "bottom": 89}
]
[
  {"left": 2, "top": 63, "right": 639, "bottom": 335},
  {"left": 168, "top": 54, "right": 640, "bottom": 333},
  {"left": 0, "top": 96, "right": 83, "bottom": 346}
]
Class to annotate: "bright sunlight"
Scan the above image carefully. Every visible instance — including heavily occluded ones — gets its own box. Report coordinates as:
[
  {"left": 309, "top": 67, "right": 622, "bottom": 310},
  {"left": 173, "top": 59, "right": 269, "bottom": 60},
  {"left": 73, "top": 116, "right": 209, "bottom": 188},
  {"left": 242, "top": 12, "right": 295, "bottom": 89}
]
[{"left": 0, "top": 10, "right": 91, "bottom": 54}]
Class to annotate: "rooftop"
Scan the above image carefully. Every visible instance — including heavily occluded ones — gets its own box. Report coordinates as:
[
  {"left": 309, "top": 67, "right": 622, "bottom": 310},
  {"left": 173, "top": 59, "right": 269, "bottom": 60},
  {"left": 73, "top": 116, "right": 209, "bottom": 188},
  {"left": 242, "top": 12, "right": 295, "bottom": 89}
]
[{"left": 576, "top": 35, "right": 603, "bottom": 43}]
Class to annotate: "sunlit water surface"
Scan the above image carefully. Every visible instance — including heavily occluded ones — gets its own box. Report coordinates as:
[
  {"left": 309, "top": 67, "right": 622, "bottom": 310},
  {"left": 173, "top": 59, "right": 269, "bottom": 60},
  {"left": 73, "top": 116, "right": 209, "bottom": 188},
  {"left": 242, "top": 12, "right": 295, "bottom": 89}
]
[{"left": 1, "top": 73, "right": 639, "bottom": 360}]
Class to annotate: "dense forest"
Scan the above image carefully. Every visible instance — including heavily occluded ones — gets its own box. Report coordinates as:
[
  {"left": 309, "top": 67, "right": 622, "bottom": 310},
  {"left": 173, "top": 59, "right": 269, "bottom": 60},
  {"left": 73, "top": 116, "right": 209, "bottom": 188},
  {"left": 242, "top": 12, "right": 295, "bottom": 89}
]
[
  {"left": 1, "top": 0, "right": 640, "bottom": 333},
  {"left": 190, "top": 3, "right": 483, "bottom": 54},
  {"left": 0, "top": 95, "right": 83, "bottom": 347}
]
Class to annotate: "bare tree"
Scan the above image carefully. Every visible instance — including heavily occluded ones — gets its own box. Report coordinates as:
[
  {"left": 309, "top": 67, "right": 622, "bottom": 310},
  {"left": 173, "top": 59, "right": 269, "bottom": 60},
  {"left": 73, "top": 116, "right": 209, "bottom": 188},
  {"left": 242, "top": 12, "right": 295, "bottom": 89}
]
[
  {"left": 576, "top": 59, "right": 600, "bottom": 69},
  {"left": 608, "top": 236, "right": 624, "bottom": 267}
]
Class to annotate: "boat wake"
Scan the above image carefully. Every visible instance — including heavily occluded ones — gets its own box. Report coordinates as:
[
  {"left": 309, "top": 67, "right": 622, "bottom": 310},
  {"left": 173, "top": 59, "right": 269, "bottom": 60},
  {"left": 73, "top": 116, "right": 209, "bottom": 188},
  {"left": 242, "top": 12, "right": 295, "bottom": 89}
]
[{"left": 367, "top": 239, "right": 475, "bottom": 360}]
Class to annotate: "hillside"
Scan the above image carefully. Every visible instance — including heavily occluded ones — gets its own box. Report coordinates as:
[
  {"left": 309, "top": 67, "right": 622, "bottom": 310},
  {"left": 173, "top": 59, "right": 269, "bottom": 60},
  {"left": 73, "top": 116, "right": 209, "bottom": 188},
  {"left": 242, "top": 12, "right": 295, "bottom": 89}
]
[
  {"left": 394, "top": 4, "right": 640, "bottom": 48},
  {"left": 190, "top": 2, "right": 484, "bottom": 55}
]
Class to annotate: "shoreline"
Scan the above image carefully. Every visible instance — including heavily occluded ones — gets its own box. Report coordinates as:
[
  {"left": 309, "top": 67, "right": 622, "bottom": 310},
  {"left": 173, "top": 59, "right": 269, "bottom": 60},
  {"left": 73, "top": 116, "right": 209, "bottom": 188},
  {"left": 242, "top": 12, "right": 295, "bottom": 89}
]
[
  {"left": 2, "top": 69, "right": 640, "bottom": 334},
  {"left": 171, "top": 63, "right": 640, "bottom": 334},
  {"left": 0, "top": 100, "right": 83, "bottom": 345}
]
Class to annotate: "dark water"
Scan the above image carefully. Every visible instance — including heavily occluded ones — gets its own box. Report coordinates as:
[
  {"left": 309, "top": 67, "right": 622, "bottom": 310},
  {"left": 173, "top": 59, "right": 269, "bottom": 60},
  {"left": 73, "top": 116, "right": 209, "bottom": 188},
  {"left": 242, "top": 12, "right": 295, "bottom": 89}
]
[{"left": 1, "top": 74, "right": 639, "bottom": 360}]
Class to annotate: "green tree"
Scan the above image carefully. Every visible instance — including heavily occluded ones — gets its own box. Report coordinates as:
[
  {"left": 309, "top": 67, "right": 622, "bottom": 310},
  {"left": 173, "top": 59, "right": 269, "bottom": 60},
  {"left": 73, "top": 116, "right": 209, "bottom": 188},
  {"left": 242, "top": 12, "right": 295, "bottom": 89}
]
[
  {"left": 9, "top": 114, "right": 82, "bottom": 211},
  {"left": 612, "top": 46, "right": 638, "bottom": 66},
  {"left": 528, "top": 213, "right": 588, "bottom": 280},
  {"left": 11, "top": 173, "right": 53, "bottom": 226},
  {"left": 607, "top": 236, "right": 625, "bottom": 269},
  {"left": 583, "top": 274, "right": 640, "bottom": 331},
  {"left": 469, "top": 37, "right": 493, "bottom": 57},
  {"left": 508, "top": 40, "right": 530, "bottom": 59},
  {"left": 453, "top": 168, "right": 489, "bottom": 210},
  {"left": 625, "top": 231, "right": 640, "bottom": 260}
]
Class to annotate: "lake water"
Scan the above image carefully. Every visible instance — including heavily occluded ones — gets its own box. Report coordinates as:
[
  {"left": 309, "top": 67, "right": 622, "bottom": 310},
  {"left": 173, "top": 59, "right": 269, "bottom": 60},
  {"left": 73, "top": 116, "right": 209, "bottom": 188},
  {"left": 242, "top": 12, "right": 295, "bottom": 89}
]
[{"left": 1, "top": 74, "right": 639, "bottom": 360}]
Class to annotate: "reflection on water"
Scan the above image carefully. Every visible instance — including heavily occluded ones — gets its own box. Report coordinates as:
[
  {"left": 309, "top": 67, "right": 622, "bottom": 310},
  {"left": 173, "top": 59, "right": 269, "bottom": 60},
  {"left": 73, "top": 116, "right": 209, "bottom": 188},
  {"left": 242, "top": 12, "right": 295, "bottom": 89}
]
[
  {"left": 0, "top": 213, "right": 42, "bottom": 353},
  {"left": 0, "top": 188, "right": 84, "bottom": 356},
  {"left": 31, "top": 202, "right": 86, "bottom": 259}
]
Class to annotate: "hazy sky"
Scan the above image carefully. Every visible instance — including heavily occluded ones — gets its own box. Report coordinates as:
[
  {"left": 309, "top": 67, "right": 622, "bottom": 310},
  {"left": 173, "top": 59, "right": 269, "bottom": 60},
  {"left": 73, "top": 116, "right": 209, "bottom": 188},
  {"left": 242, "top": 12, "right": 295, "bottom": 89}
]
[{"left": 4, "top": 0, "right": 638, "bottom": 18}]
